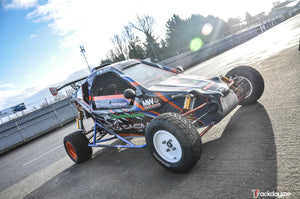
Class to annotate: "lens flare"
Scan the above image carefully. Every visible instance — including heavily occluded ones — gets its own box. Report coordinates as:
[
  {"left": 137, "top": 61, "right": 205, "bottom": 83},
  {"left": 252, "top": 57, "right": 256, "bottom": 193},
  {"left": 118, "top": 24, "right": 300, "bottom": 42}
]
[
  {"left": 190, "top": 38, "right": 203, "bottom": 52},
  {"left": 202, "top": 23, "right": 213, "bottom": 36}
]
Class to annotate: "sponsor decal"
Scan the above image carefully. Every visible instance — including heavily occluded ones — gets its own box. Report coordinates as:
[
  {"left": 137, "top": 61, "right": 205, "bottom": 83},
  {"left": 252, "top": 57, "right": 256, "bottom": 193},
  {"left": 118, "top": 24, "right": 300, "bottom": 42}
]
[
  {"left": 110, "top": 102, "right": 128, "bottom": 107},
  {"left": 111, "top": 119, "right": 148, "bottom": 131},
  {"left": 110, "top": 113, "right": 145, "bottom": 119},
  {"left": 95, "top": 99, "right": 129, "bottom": 109},
  {"left": 96, "top": 67, "right": 110, "bottom": 75},
  {"left": 142, "top": 98, "right": 154, "bottom": 106},
  {"left": 252, "top": 189, "right": 291, "bottom": 198},
  {"left": 142, "top": 97, "right": 161, "bottom": 110}
]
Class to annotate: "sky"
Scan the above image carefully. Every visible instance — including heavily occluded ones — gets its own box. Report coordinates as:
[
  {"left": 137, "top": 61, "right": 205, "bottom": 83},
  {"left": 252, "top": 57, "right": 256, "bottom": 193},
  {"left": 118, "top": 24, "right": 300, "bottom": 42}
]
[{"left": 0, "top": 0, "right": 283, "bottom": 110}]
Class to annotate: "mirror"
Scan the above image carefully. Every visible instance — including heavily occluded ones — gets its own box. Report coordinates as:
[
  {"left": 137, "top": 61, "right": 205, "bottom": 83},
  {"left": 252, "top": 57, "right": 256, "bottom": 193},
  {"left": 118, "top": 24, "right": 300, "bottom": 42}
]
[
  {"left": 49, "top": 87, "right": 58, "bottom": 96},
  {"left": 175, "top": 66, "right": 184, "bottom": 73},
  {"left": 123, "top": 88, "right": 136, "bottom": 99}
]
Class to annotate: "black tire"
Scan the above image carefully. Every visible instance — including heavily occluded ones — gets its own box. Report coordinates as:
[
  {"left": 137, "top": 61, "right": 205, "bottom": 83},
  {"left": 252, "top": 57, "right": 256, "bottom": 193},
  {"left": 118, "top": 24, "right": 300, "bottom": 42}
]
[
  {"left": 226, "top": 66, "right": 264, "bottom": 105},
  {"left": 63, "top": 131, "right": 92, "bottom": 163},
  {"left": 145, "top": 112, "right": 202, "bottom": 173}
]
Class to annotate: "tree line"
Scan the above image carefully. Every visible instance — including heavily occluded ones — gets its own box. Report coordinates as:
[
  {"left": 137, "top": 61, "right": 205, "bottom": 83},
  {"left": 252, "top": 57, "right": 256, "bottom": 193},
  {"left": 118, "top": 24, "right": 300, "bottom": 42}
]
[{"left": 100, "top": 11, "right": 271, "bottom": 64}]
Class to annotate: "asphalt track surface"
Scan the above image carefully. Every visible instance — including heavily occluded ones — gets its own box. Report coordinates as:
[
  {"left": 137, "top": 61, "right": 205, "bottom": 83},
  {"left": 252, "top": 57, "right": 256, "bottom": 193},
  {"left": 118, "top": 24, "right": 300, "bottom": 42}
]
[{"left": 0, "top": 15, "right": 299, "bottom": 199}]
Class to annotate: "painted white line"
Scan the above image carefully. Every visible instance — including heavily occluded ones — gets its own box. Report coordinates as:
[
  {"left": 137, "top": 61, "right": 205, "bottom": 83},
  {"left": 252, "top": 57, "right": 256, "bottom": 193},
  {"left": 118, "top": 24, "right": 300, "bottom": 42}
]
[
  {"left": 23, "top": 145, "right": 63, "bottom": 166},
  {"left": 1, "top": 157, "right": 73, "bottom": 199},
  {"left": 0, "top": 153, "right": 27, "bottom": 169}
]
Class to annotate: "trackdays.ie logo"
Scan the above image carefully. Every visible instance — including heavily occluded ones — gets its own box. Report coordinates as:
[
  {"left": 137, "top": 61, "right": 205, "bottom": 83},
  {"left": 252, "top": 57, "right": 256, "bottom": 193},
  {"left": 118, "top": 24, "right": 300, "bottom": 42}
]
[{"left": 252, "top": 189, "right": 292, "bottom": 198}]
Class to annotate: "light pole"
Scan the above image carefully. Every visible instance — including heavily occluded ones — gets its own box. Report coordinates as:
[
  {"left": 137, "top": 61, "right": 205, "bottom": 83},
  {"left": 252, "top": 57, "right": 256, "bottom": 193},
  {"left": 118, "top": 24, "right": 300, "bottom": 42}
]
[{"left": 80, "top": 45, "right": 91, "bottom": 71}]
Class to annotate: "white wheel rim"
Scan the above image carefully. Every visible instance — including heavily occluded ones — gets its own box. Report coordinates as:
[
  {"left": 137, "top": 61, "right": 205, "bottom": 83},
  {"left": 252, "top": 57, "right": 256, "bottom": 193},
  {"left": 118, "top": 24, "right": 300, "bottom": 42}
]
[{"left": 153, "top": 130, "right": 182, "bottom": 163}]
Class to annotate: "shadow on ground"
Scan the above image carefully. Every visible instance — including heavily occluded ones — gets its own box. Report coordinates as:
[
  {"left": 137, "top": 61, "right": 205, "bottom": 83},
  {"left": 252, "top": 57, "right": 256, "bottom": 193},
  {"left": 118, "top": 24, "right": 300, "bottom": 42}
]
[{"left": 25, "top": 103, "right": 277, "bottom": 199}]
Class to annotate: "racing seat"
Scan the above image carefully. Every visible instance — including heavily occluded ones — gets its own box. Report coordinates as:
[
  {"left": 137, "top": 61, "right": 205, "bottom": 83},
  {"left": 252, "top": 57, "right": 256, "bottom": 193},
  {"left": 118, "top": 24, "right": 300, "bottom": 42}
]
[{"left": 105, "top": 84, "right": 121, "bottom": 95}]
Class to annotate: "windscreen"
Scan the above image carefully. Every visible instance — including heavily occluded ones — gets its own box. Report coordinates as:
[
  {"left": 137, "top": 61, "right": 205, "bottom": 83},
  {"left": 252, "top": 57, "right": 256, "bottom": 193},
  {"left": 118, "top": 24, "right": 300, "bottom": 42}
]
[{"left": 123, "top": 63, "right": 176, "bottom": 88}]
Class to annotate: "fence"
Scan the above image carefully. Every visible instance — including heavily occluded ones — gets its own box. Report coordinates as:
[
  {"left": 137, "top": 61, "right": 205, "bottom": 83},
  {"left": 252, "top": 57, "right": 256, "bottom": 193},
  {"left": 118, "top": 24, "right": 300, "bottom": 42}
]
[
  {"left": 0, "top": 97, "right": 77, "bottom": 154},
  {"left": 0, "top": 89, "right": 74, "bottom": 125}
]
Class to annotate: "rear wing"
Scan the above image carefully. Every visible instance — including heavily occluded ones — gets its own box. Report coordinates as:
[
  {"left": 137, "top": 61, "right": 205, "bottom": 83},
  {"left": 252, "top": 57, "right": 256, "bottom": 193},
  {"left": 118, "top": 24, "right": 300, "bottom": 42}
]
[
  {"left": 49, "top": 63, "right": 112, "bottom": 96},
  {"left": 49, "top": 76, "right": 88, "bottom": 96}
]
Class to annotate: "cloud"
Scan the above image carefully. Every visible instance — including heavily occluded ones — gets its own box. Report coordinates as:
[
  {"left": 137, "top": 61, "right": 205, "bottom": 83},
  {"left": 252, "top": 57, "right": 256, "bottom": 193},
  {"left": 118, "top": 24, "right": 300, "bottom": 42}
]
[
  {"left": 24, "top": 0, "right": 153, "bottom": 64},
  {"left": 29, "top": 34, "right": 38, "bottom": 38},
  {"left": 0, "top": 83, "right": 15, "bottom": 89},
  {"left": 2, "top": 0, "right": 38, "bottom": 9},
  {"left": 0, "top": 85, "right": 41, "bottom": 110}
]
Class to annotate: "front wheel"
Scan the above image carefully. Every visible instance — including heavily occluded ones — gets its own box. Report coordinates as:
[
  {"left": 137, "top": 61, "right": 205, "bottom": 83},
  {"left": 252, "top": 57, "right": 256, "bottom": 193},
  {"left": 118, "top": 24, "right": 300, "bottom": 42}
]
[
  {"left": 226, "top": 66, "right": 264, "bottom": 105},
  {"left": 63, "top": 131, "right": 92, "bottom": 163},
  {"left": 145, "top": 113, "right": 202, "bottom": 173}
]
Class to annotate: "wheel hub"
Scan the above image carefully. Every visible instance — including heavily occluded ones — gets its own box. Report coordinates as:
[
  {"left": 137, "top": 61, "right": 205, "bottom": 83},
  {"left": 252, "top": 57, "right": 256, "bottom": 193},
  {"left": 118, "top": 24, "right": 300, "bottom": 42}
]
[
  {"left": 167, "top": 140, "right": 173, "bottom": 148},
  {"left": 153, "top": 130, "right": 182, "bottom": 163}
]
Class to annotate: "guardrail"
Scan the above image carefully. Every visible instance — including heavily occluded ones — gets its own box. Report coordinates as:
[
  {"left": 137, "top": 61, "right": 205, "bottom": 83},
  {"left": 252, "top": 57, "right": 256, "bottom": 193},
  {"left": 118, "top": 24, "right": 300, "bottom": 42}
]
[{"left": 0, "top": 97, "right": 76, "bottom": 154}]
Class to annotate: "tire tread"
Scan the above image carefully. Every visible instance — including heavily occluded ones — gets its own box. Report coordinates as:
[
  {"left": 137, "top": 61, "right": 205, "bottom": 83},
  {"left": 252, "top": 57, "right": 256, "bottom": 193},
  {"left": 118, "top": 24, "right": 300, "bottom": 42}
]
[
  {"left": 146, "top": 112, "right": 202, "bottom": 172},
  {"left": 64, "top": 132, "right": 92, "bottom": 163}
]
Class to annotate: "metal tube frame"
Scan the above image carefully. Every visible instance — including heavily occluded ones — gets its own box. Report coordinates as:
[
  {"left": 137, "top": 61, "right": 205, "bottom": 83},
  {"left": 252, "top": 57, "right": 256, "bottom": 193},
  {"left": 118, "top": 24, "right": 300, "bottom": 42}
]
[
  {"left": 181, "top": 101, "right": 215, "bottom": 137},
  {"left": 88, "top": 121, "right": 147, "bottom": 149},
  {"left": 87, "top": 101, "right": 214, "bottom": 149},
  {"left": 182, "top": 102, "right": 208, "bottom": 116},
  {"left": 199, "top": 123, "right": 214, "bottom": 137}
]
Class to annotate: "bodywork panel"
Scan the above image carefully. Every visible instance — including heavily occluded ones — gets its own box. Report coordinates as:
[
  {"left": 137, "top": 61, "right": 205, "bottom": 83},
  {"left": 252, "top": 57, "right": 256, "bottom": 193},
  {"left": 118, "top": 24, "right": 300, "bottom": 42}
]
[{"left": 72, "top": 60, "right": 239, "bottom": 135}]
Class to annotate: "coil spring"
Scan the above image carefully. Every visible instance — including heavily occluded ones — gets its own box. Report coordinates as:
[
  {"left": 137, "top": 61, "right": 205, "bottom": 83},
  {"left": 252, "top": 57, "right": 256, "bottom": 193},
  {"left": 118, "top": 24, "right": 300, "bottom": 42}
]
[{"left": 185, "top": 113, "right": 194, "bottom": 122}]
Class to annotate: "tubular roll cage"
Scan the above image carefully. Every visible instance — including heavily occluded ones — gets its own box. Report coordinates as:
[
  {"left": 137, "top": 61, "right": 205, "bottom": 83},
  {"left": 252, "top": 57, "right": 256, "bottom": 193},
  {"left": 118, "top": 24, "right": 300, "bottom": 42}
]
[
  {"left": 80, "top": 100, "right": 215, "bottom": 149},
  {"left": 77, "top": 76, "right": 235, "bottom": 149},
  {"left": 88, "top": 121, "right": 147, "bottom": 149}
]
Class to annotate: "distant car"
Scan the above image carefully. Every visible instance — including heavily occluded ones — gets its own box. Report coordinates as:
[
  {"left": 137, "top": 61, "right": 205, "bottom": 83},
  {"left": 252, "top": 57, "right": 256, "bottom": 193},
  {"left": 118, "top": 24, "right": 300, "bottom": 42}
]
[
  {"left": 50, "top": 59, "right": 264, "bottom": 172},
  {"left": 12, "top": 103, "right": 26, "bottom": 113}
]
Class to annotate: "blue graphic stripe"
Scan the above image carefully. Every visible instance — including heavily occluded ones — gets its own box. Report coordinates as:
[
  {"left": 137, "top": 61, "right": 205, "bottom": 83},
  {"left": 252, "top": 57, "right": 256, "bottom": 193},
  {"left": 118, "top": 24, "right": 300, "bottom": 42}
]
[
  {"left": 120, "top": 75, "right": 136, "bottom": 83},
  {"left": 132, "top": 105, "right": 143, "bottom": 112},
  {"left": 160, "top": 92, "right": 183, "bottom": 109}
]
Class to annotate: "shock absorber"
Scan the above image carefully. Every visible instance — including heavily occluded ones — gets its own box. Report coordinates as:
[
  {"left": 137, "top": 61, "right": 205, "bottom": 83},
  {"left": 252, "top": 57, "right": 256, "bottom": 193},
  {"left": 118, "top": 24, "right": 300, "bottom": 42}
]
[
  {"left": 75, "top": 102, "right": 84, "bottom": 131},
  {"left": 183, "top": 94, "right": 195, "bottom": 122}
]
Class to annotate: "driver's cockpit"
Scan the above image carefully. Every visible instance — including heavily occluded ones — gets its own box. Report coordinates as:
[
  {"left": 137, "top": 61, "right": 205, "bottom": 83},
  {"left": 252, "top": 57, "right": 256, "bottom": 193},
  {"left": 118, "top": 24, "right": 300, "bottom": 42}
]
[{"left": 90, "top": 71, "right": 135, "bottom": 110}]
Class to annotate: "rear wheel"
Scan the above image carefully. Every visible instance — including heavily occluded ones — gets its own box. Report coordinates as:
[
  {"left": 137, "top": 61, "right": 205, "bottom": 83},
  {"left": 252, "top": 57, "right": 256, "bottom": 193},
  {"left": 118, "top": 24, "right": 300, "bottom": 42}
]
[
  {"left": 145, "top": 112, "right": 202, "bottom": 172},
  {"left": 226, "top": 66, "right": 264, "bottom": 105},
  {"left": 63, "top": 131, "right": 92, "bottom": 163}
]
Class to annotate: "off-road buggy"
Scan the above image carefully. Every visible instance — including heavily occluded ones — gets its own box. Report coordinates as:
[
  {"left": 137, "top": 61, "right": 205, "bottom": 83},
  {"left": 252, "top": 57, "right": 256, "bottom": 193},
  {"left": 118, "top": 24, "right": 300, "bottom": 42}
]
[{"left": 50, "top": 59, "right": 264, "bottom": 172}]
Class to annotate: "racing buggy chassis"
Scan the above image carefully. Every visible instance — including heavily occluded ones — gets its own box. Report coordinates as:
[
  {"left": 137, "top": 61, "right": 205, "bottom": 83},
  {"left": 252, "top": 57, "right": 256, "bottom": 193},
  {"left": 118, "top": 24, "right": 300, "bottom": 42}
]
[{"left": 50, "top": 60, "right": 264, "bottom": 172}]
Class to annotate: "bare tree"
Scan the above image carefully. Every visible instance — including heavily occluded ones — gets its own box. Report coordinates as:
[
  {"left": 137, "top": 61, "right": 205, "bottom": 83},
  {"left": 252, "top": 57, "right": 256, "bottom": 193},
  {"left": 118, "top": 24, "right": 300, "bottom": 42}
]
[
  {"left": 122, "top": 25, "right": 146, "bottom": 59},
  {"left": 110, "top": 34, "right": 128, "bottom": 61},
  {"left": 129, "top": 15, "right": 159, "bottom": 61},
  {"left": 123, "top": 25, "right": 135, "bottom": 42},
  {"left": 129, "top": 15, "right": 156, "bottom": 39}
]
